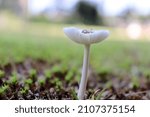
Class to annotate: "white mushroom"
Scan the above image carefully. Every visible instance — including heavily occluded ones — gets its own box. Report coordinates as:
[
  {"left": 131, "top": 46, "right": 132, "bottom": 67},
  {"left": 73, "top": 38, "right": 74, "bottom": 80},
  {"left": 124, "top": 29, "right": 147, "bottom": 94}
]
[{"left": 64, "top": 27, "right": 109, "bottom": 100}]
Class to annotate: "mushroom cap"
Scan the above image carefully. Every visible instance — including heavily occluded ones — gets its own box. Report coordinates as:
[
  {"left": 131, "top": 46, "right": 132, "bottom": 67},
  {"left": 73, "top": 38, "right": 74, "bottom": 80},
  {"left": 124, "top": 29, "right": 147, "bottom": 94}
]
[{"left": 63, "top": 27, "right": 109, "bottom": 45}]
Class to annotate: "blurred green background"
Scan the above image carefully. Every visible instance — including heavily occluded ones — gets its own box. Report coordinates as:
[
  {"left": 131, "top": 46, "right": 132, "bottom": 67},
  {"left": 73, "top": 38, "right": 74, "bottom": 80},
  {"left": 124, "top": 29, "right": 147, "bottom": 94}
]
[{"left": 0, "top": 0, "right": 150, "bottom": 76}]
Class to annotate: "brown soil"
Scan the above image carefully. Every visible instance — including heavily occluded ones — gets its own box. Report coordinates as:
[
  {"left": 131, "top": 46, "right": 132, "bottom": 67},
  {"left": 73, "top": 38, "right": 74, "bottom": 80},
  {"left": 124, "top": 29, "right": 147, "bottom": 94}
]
[{"left": 0, "top": 59, "right": 150, "bottom": 100}]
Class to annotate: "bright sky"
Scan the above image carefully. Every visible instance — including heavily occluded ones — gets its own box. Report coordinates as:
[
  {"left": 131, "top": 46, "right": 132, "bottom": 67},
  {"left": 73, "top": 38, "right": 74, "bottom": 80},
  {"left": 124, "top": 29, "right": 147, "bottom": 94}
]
[
  {"left": 104, "top": 0, "right": 150, "bottom": 15},
  {"left": 28, "top": 0, "right": 150, "bottom": 16}
]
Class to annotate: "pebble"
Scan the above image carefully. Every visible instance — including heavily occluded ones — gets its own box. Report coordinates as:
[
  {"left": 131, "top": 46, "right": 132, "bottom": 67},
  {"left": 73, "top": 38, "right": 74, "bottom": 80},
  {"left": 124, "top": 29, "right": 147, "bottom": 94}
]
[{"left": 49, "top": 88, "right": 55, "bottom": 93}]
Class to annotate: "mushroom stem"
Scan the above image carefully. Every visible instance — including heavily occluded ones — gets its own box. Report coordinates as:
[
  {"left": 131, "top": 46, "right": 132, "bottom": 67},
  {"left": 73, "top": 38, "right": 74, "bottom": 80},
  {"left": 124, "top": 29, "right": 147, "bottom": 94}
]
[{"left": 78, "top": 44, "right": 90, "bottom": 100}]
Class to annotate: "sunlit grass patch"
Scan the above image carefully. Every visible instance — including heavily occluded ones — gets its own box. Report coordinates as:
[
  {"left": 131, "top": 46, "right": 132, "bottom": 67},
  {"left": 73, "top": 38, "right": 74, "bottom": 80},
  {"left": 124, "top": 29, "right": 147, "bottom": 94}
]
[{"left": 0, "top": 15, "right": 150, "bottom": 99}]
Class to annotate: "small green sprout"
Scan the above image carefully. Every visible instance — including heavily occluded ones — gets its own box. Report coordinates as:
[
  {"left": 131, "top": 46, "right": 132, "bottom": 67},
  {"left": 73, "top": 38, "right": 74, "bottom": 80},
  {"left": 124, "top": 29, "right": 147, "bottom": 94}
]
[
  {"left": 61, "top": 64, "right": 68, "bottom": 73},
  {"left": 38, "top": 79, "right": 45, "bottom": 86},
  {"left": 29, "top": 69, "right": 37, "bottom": 82},
  {"left": 25, "top": 79, "right": 33, "bottom": 85},
  {"left": 9, "top": 73, "right": 18, "bottom": 85},
  {"left": 52, "top": 77, "right": 62, "bottom": 88},
  {"left": 70, "top": 88, "right": 78, "bottom": 100},
  {"left": 75, "top": 74, "right": 81, "bottom": 83},
  {"left": 44, "top": 70, "right": 52, "bottom": 79},
  {"left": 29, "top": 69, "right": 36, "bottom": 77},
  {"left": 56, "top": 81, "right": 62, "bottom": 88},
  {"left": 65, "top": 71, "right": 74, "bottom": 82},
  {"left": 20, "top": 87, "right": 28, "bottom": 95},
  {"left": 51, "top": 65, "right": 61, "bottom": 73},
  {"left": 0, "top": 70, "right": 5, "bottom": 79},
  {"left": 0, "top": 84, "right": 9, "bottom": 94},
  {"left": 131, "top": 77, "right": 140, "bottom": 89}
]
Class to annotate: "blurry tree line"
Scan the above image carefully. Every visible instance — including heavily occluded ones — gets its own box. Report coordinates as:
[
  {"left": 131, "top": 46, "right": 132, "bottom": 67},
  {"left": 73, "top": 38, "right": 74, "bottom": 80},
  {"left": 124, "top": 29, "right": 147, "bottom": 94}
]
[
  {"left": 0, "top": 0, "right": 27, "bottom": 17},
  {"left": 0, "top": 0, "right": 18, "bottom": 11},
  {"left": 118, "top": 6, "right": 150, "bottom": 24},
  {"left": 74, "top": 1, "right": 103, "bottom": 25},
  {"left": 74, "top": 1, "right": 150, "bottom": 26},
  {"left": 0, "top": 0, "right": 149, "bottom": 26},
  {"left": 26, "top": 0, "right": 105, "bottom": 25},
  {"left": 29, "top": 1, "right": 105, "bottom": 25}
]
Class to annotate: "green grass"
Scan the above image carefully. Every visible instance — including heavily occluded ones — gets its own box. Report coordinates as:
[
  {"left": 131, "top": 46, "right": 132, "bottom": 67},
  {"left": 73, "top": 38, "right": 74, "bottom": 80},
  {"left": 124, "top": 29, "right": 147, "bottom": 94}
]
[
  {"left": 0, "top": 16, "right": 150, "bottom": 99},
  {"left": 0, "top": 20, "right": 150, "bottom": 75}
]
